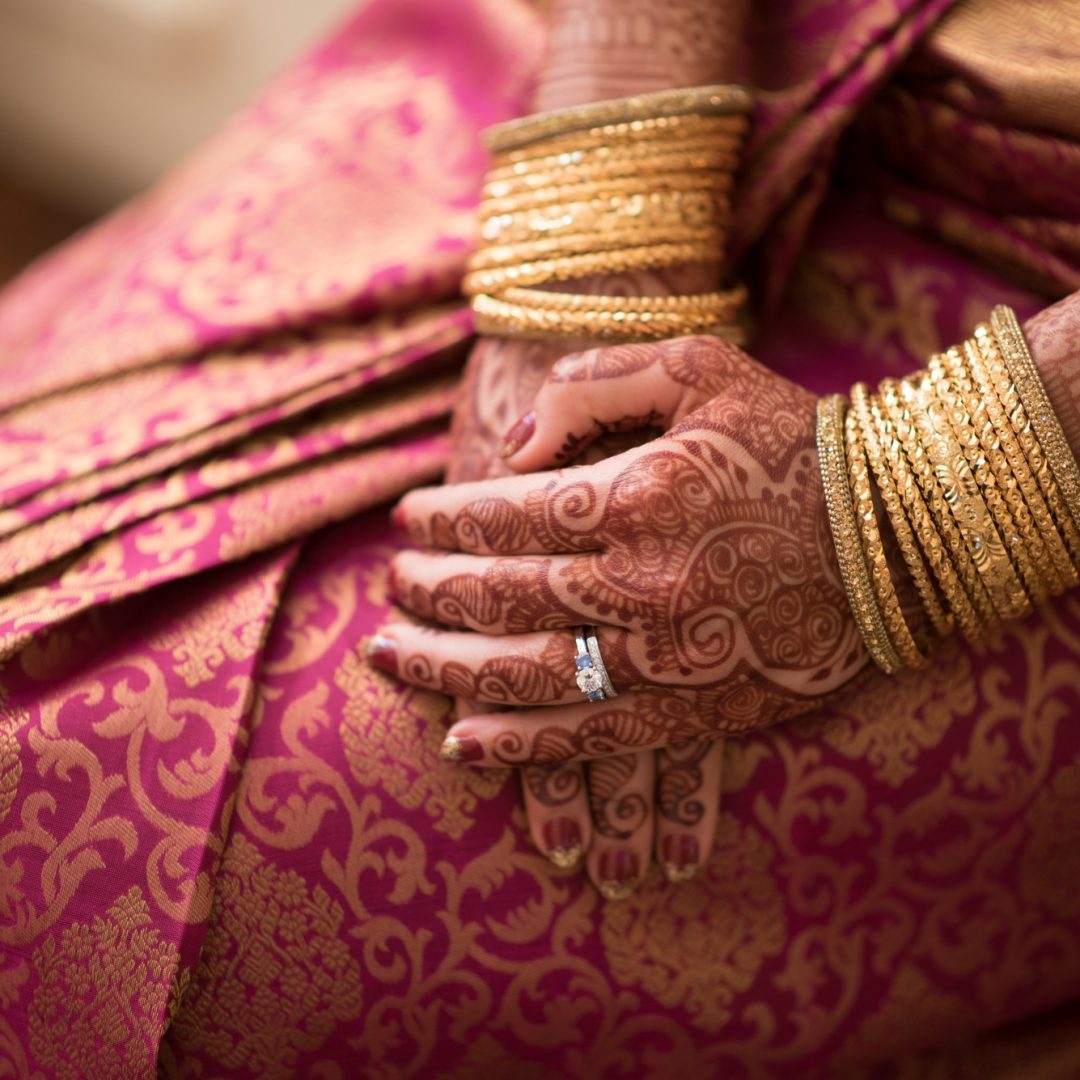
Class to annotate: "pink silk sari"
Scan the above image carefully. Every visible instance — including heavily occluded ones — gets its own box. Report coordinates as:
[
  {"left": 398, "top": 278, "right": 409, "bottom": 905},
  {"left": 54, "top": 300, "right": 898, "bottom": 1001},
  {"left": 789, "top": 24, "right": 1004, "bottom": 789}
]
[{"left": 2, "top": 0, "right": 1080, "bottom": 1076}]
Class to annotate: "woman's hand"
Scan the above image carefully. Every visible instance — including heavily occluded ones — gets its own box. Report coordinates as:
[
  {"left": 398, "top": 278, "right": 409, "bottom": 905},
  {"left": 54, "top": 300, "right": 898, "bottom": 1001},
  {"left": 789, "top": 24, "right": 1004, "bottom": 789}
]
[{"left": 378, "top": 335, "right": 868, "bottom": 765}]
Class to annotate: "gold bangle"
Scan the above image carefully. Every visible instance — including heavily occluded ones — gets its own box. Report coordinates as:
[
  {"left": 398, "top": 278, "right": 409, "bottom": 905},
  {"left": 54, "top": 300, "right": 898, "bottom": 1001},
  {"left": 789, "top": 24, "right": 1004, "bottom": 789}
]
[
  {"left": 479, "top": 189, "right": 728, "bottom": 246},
  {"left": 927, "top": 350, "right": 1039, "bottom": 613},
  {"left": 960, "top": 334, "right": 1077, "bottom": 596},
  {"left": 472, "top": 292, "right": 745, "bottom": 343},
  {"left": 991, "top": 304, "right": 1080, "bottom": 568},
  {"left": 878, "top": 378, "right": 997, "bottom": 629},
  {"left": 479, "top": 173, "right": 733, "bottom": 217},
  {"left": 817, "top": 395, "right": 904, "bottom": 674},
  {"left": 462, "top": 241, "right": 723, "bottom": 295},
  {"left": 497, "top": 116, "right": 748, "bottom": 164},
  {"left": 851, "top": 383, "right": 951, "bottom": 640},
  {"left": 485, "top": 142, "right": 742, "bottom": 190},
  {"left": 490, "top": 284, "right": 744, "bottom": 314},
  {"left": 485, "top": 85, "right": 753, "bottom": 153},
  {"left": 844, "top": 408, "right": 928, "bottom": 667},
  {"left": 973, "top": 326, "right": 1079, "bottom": 591},
  {"left": 864, "top": 385, "right": 982, "bottom": 641},
  {"left": 467, "top": 226, "right": 728, "bottom": 273},
  {"left": 900, "top": 374, "right": 1028, "bottom": 621}
]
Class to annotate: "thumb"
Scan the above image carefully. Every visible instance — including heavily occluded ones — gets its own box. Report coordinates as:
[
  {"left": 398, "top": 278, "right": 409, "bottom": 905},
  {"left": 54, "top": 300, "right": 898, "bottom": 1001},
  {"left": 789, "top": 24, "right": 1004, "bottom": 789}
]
[{"left": 498, "top": 336, "right": 737, "bottom": 472}]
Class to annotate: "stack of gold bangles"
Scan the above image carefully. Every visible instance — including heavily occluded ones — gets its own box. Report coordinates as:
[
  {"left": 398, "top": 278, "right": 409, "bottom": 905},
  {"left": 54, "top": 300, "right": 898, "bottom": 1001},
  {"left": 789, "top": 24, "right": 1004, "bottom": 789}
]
[
  {"left": 466, "top": 85, "right": 753, "bottom": 343},
  {"left": 818, "top": 305, "right": 1080, "bottom": 673}
]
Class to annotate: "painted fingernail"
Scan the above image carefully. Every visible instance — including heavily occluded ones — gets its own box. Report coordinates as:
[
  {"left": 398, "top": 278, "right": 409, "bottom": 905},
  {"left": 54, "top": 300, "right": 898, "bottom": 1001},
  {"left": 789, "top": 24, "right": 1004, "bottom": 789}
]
[
  {"left": 598, "top": 850, "right": 639, "bottom": 901},
  {"left": 387, "top": 562, "right": 400, "bottom": 600},
  {"left": 542, "top": 817, "right": 583, "bottom": 869},
  {"left": 662, "top": 835, "right": 700, "bottom": 883},
  {"left": 498, "top": 410, "right": 536, "bottom": 459},
  {"left": 390, "top": 503, "right": 408, "bottom": 534},
  {"left": 364, "top": 634, "right": 398, "bottom": 677},
  {"left": 440, "top": 734, "right": 484, "bottom": 764}
]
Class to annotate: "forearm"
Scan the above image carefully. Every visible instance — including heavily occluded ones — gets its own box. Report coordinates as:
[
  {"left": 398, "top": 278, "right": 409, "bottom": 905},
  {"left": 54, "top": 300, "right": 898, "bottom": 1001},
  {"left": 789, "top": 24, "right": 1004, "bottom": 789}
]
[{"left": 535, "top": 0, "right": 748, "bottom": 110}]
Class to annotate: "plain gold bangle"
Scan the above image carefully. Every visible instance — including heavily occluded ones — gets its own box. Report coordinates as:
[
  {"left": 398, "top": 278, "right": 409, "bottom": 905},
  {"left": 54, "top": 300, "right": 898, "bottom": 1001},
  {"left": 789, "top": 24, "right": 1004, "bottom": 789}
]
[
  {"left": 817, "top": 395, "right": 904, "bottom": 674},
  {"left": 485, "top": 85, "right": 753, "bottom": 153}
]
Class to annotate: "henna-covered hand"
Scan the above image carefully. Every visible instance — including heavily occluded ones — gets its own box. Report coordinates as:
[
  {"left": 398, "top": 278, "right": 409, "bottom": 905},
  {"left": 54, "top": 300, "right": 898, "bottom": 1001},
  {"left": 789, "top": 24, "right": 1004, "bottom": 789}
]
[{"left": 377, "top": 336, "right": 868, "bottom": 765}]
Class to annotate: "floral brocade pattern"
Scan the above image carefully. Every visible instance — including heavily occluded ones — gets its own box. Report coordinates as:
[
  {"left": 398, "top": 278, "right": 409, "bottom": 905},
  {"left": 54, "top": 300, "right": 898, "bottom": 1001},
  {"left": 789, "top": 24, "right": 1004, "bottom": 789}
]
[{"left": 4, "top": 0, "right": 1080, "bottom": 1077}]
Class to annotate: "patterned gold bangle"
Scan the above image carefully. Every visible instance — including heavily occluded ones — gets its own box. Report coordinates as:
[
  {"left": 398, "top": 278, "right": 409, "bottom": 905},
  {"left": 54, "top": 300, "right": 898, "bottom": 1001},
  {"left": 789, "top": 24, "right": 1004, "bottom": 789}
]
[
  {"left": 485, "top": 85, "right": 753, "bottom": 153},
  {"left": 479, "top": 189, "right": 728, "bottom": 246},
  {"left": 878, "top": 378, "right": 997, "bottom": 629},
  {"left": 991, "top": 304, "right": 1080, "bottom": 568},
  {"left": 817, "top": 395, "right": 904, "bottom": 674},
  {"left": 462, "top": 241, "right": 723, "bottom": 295},
  {"left": 485, "top": 143, "right": 742, "bottom": 191},
  {"left": 851, "top": 383, "right": 951, "bottom": 640},
  {"left": 472, "top": 291, "right": 745, "bottom": 343},
  {"left": 479, "top": 173, "right": 733, "bottom": 218},
  {"left": 491, "top": 283, "right": 743, "bottom": 312},
  {"left": 864, "top": 385, "right": 982, "bottom": 641},
  {"left": 927, "top": 349, "right": 1040, "bottom": 611},
  {"left": 961, "top": 333, "right": 1077, "bottom": 596},
  {"left": 844, "top": 408, "right": 928, "bottom": 667},
  {"left": 900, "top": 374, "right": 1028, "bottom": 621},
  {"left": 467, "top": 226, "right": 728, "bottom": 273}
]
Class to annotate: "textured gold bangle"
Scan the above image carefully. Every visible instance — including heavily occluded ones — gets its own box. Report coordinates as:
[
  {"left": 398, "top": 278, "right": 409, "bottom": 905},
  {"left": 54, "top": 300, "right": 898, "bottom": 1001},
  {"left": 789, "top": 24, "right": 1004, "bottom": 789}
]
[
  {"left": 467, "top": 226, "right": 728, "bottom": 273},
  {"left": 961, "top": 333, "right": 1076, "bottom": 597},
  {"left": 485, "top": 85, "right": 753, "bottom": 153},
  {"left": 851, "top": 383, "right": 951, "bottom": 640},
  {"left": 491, "top": 284, "right": 744, "bottom": 314},
  {"left": 901, "top": 374, "right": 1028, "bottom": 621},
  {"left": 462, "top": 241, "right": 723, "bottom": 295},
  {"left": 845, "top": 408, "right": 928, "bottom": 667},
  {"left": 479, "top": 173, "right": 733, "bottom": 217},
  {"left": 991, "top": 304, "right": 1080, "bottom": 568},
  {"left": 472, "top": 292, "right": 745, "bottom": 343},
  {"left": 479, "top": 189, "right": 728, "bottom": 246},
  {"left": 817, "top": 395, "right": 904, "bottom": 674},
  {"left": 485, "top": 143, "right": 741, "bottom": 191},
  {"left": 879, "top": 378, "right": 997, "bottom": 629},
  {"left": 864, "top": 386, "right": 982, "bottom": 641},
  {"left": 928, "top": 349, "right": 1040, "bottom": 611}
]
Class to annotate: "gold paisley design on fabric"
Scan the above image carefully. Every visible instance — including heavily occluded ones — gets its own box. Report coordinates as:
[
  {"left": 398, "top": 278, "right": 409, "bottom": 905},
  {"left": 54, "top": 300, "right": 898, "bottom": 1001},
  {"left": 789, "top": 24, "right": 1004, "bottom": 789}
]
[
  {"left": 166, "top": 834, "right": 363, "bottom": 1078},
  {"left": 804, "top": 640, "right": 975, "bottom": 787},
  {"left": 147, "top": 572, "right": 275, "bottom": 687},
  {"left": 337, "top": 649, "right": 508, "bottom": 840},
  {"left": 28, "top": 886, "right": 183, "bottom": 1080},
  {"left": 0, "top": 704, "right": 28, "bottom": 826},
  {"left": 1019, "top": 752, "right": 1080, "bottom": 920},
  {"left": 600, "top": 815, "right": 786, "bottom": 1033}
]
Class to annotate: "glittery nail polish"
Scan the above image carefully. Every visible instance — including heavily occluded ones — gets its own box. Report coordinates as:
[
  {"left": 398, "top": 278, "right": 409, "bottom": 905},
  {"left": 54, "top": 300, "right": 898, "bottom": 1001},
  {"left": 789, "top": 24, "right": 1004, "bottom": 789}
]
[
  {"left": 498, "top": 410, "right": 536, "bottom": 459},
  {"left": 662, "top": 834, "right": 700, "bottom": 883},
  {"left": 440, "top": 734, "right": 484, "bottom": 763},
  {"left": 542, "top": 817, "right": 583, "bottom": 869},
  {"left": 598, "top": 849, "right": 639, "bottom": 901},
  {"left": 364, "top": 634, "right": 398, "bottom": 677}
]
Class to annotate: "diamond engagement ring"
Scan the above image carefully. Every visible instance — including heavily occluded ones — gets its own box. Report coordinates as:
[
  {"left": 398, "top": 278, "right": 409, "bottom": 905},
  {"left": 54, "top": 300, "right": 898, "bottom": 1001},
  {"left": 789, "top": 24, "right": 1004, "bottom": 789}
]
[{"left": 573, "top": 626, "right": 618, "bottom": 702}]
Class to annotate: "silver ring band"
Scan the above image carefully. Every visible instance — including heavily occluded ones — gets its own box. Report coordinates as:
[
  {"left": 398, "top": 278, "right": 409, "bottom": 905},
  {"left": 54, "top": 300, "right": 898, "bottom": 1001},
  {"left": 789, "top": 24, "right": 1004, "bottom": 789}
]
[{"left": 573, "top": 625, "right": 617, "bottom": 702}]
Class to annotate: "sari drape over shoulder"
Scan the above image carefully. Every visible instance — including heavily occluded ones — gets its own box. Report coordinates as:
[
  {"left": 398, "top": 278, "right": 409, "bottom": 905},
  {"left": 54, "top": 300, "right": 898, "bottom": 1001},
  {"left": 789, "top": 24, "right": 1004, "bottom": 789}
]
[{"left": 2, "top": 0, "right": 1080, "bottom": 1076}]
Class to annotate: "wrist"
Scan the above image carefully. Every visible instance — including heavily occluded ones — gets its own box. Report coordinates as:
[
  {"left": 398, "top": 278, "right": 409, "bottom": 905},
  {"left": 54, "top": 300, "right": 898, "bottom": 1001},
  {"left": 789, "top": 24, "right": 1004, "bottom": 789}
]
[{"left": 1025, "top": 294, "right": 1080, "bottom": 459}]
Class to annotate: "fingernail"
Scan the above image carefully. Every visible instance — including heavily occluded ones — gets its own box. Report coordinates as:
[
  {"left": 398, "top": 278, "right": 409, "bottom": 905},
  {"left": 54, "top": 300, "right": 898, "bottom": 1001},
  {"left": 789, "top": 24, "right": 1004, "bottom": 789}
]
[
  {"left": 387, "top": 562, "right": 400, "bottom": 600},
  {"left": 598, "top": 850, "right": 639, "bottom": 901},
  {"left": 364, "top": 634, "right": 398, "bottom": 677},
  {"left": 391, "top": 504, "right": 408, "bottom": 534},
  {"left": 498, "top": 410, "right": 535, "bottom": 459},
  {"left": 662, "top": 835, "right": 700, "bottom": 883},
  {"left": 440, "top": 734, "right": 484, "bottom": 764},
  {"left": 542, "top": 817, "right": 583, "bottom": 869}
]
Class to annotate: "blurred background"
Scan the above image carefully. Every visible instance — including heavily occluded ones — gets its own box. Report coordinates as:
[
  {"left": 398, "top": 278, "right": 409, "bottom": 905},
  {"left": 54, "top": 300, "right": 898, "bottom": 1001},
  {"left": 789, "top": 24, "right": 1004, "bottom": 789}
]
[{"left": 0, "top": 0, "right": 358, "bottom": 282}]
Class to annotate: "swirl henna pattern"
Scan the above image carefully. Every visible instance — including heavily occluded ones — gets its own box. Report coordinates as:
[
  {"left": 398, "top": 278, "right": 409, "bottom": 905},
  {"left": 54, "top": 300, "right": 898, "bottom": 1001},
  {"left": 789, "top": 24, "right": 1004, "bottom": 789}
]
[{"left": 380, "top": 336, "right": 868, "bottom": 764}]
